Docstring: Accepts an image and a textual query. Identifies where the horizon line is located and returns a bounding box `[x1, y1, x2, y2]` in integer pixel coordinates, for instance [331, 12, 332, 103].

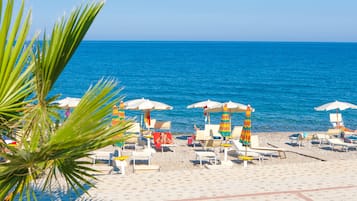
[80, 39, 357, 43]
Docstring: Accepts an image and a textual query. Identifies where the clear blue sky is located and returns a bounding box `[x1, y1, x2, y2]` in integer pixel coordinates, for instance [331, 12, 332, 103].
[25, 0, 357, 42]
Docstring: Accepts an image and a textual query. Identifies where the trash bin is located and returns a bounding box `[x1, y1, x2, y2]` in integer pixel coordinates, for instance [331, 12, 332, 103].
[187, 136, 193, 146]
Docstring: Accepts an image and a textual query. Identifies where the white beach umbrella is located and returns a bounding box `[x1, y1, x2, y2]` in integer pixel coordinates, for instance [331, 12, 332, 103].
[124, 98, 173, 129]
[187, 99, 221, 109]
[55, 97, 81, 108]
[205, 101, 254, 113]
[124, 98, 173, 110]
[314, 100, 357, 111]
[314, 100, 357, 128]
[187, 99, 222, 124]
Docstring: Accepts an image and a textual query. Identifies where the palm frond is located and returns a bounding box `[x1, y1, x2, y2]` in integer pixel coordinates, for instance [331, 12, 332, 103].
[23, 1, 105, 151]
[0, 1, 134, 200]
[35, 1, 104, 99]
[0, 0, 36, 126]
[0, 79, 130, 200]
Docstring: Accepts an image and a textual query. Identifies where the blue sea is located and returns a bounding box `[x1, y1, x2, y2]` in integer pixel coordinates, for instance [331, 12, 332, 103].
[52, 41, 357, 133]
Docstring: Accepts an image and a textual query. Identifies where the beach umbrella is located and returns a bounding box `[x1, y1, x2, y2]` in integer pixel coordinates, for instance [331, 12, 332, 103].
[219, 104, 231, 138]
[55, 97, 81, 108]
[125, 98, 173, 110]
[118, 101, 125, 121]
[314, 100, 357, 128]
[55, 97, 81, 119]
[124, 98, 173, 129]
[112, 105, 120, 126]
[240, 105, 252, 157]
[187, 99, 221, 124]
[205, 101, 254, 113]
[112, 105, 125, 153]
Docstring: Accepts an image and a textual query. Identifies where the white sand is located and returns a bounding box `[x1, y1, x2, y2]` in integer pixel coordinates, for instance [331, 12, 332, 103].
[76, 131, 357, 201]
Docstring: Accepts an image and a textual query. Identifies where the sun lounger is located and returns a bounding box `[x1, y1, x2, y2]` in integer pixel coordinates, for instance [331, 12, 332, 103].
[312, 133, 331, 146]
[193, 129, 211, 147]
[326, 128, 342, 136]
[152, 121, 177, 152]
[231, 140, 265, 163]
[204, 124, 222, 139]
[195, 151, 218, 166]
[153, 132, 177, 152]
[200, 139, 222, 151]
[195, 130, 211, 140]
[131, 150, 159, 173]
[330, 113, 344, 128]
[251, 135, 287, 159]
[154, 121, 171, 131]
[89, 151, 113, 164]
[230, 126, 242, 140]
[327, 138, 357, 152]
[145, 119, 156, 130]
[288, 133, 304, 147]
[122, 122, 141, 150]
[132, 150, 152, 166]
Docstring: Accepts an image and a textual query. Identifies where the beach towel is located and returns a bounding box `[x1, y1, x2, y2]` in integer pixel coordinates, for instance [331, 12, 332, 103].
[153, 132, 173, 150]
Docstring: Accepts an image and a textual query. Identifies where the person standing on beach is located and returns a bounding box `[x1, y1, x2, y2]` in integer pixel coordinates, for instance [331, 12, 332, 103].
[65, 106, 71, 120]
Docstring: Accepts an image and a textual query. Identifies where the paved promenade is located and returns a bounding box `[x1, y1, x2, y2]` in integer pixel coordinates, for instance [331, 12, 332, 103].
[78, 159, 357, 201]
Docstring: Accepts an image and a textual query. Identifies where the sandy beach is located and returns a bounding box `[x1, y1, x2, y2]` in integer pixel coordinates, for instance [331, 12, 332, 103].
[74, 131, 357, 201]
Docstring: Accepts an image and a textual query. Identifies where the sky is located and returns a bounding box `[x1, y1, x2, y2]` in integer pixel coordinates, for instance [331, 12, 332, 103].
[23, 0, 357, 42]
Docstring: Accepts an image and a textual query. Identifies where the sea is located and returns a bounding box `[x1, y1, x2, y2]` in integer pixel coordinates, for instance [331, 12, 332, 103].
[52, 41, 357, 134]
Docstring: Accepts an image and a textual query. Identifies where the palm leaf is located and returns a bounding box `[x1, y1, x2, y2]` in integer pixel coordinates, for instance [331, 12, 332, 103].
[0, 1, 133, 200]
[35, 1, 104, 98]
[0, 0, 36, 126]
[21, 0, 105, 152]
[0, 79, 130, 200]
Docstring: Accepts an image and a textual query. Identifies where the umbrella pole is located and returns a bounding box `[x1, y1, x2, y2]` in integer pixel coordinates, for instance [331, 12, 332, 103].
[336, 109, 340, 128]
[244, 146, 248, 168]
[140, 113, 143, 131]
[208, 112, 210, 125]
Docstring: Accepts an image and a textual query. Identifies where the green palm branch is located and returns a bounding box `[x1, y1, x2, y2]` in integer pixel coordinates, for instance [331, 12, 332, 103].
[24, 0, 105, 151]
[0, 0, 131, 200]
[0, 0, 36, 128]
[0, 80, 130, 200]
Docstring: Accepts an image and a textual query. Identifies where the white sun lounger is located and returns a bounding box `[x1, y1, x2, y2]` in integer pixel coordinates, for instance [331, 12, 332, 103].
[327, 138, 357, 152]
[251, 135, 287, 159]
[231, 140, 265, 163]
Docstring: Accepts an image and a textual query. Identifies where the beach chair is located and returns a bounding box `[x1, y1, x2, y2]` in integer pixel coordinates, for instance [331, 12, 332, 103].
[327, 138, 357, 152]
[312, 133, 331, 146]
[153, 132, 176, 152]
[195, 151, 218, 166]
[131, 150, 160, 173]
[204, 124, 222, 139]
[195, 129, 211, 140]
[200, 139, 222, 151]
[154, 121, 171, 131]
[289, 132, 312, 148]
[231, 140, 263, 164]
[193, 129, 212, 147]
[230, 126, 243, 140]
[123, 122, 141, 150]
[330, 113, 344, 128]
[89, 151, 114, 165]
[145, 119, 157, 130]
[250, 135, 286, 159]
[326, 128, 342, 137]
[152, 121, 177, 152]
[289, 133, 302, 146]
